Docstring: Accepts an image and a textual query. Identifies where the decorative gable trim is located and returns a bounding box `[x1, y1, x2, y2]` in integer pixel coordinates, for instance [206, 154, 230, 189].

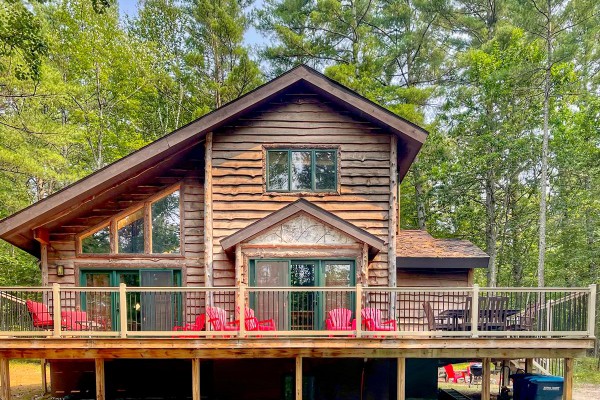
[220, 199, 385, 256]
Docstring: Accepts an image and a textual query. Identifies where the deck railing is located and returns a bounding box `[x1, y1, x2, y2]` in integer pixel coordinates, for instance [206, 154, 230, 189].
[0, 284, 596, 339]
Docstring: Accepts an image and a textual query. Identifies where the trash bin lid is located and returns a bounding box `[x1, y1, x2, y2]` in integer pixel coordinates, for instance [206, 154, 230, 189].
[526, 376, 564, 383]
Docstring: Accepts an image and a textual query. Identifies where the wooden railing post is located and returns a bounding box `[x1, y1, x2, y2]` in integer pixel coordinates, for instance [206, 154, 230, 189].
[239, 285, 246, 338]
[471, 284, 479, 338]
[119, 283, 127, 338]
[588, 284, 597, 338]
[52, 283, 61, 338]
[355, 284, 362, 338]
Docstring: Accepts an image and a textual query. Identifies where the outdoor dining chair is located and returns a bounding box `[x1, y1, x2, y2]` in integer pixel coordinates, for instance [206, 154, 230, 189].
[422, 301, 453, 331]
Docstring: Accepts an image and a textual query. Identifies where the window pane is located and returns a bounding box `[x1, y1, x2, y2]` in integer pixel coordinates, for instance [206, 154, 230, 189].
[117, 209, 144, 253]
[315, 151, 336, 190]
[267, 151, 289, 190]
[291, 151, 312, 190]
[151, 191, 181, 254]
[81, 227, 110, 253]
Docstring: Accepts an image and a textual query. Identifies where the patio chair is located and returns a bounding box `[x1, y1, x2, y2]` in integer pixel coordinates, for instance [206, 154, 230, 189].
[361, 307, 397, 331]
[422, 302, 453, 331]
[507, 303, 538, 331]
[460, 297, 487, 331]
[444, 364, 469, 383]
[243, 307, 276, 331]
[172, 314, 206, 338]
[483, 296, 509, 331]
[26, 300, 54, 329]
[325, 308, 356, 331]
[206, 306, 239, 331]
[61, 310, 90, 331]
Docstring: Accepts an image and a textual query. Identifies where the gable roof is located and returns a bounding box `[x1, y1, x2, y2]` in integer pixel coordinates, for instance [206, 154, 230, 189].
[0, 65, 428, 256]
[396, 230, 489, 269]
[221, 199, 385, 257]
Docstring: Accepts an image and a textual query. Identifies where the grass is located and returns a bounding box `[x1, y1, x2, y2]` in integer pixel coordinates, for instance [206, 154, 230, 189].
[6, 359, 49, 400]
[575, 357, 600, 384]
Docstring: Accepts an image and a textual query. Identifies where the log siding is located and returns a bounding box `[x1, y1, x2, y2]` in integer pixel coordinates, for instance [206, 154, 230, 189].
[211, 93, 392, 286]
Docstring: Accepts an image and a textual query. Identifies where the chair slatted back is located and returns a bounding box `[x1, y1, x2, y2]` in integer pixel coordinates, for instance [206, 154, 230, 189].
[328, 308, 352, 329]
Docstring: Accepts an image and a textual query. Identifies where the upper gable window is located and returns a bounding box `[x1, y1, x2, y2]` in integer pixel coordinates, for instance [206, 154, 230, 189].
[78, 186, 182, 256]
[266, 149, 337, 192]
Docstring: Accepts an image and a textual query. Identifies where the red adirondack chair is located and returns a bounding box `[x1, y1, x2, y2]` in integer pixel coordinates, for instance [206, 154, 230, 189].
[444, 364, 469, 383]
[242, 308, 276, 331]
[172, 314, 206, 338]
[206, 306, 239, 331]
[361, 307, 397, 331]
[325, 308, 356, 331]
[26, 300, 54, 329]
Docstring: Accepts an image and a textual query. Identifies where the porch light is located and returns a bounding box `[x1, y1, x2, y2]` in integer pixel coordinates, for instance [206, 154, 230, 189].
[56, 265, 65, 277]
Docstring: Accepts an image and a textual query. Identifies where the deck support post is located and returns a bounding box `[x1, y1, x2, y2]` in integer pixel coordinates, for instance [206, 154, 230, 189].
[482, 357, 491, 400]
[192, 358, 201, 400]
[95, 359, 105, 400]
[525, 358, 533, 373]
[397, 357, 405, 400]
[0, 358, 10, 400]
[563, 358, 573, 400]
[295, 356, 302, 400]
[500, 360, 509, 389]
[41, 359, 48, 394]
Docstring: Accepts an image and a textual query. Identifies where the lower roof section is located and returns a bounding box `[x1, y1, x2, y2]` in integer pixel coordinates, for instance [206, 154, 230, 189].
[0, 338, 592, 359]
[396, 230, 490, 269]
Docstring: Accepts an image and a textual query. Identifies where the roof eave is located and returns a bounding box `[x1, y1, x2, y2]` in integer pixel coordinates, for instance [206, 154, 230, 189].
[396, 256, 490, 269]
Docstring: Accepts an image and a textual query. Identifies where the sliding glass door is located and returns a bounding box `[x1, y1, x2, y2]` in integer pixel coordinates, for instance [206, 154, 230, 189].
[81, 269, 180, 332]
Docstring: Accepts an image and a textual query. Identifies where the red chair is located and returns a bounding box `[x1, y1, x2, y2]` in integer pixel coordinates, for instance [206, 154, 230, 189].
[206, 306, 239, 331]
[26, 300, 54, 329]
[172, 314, 206, 338]
[444, 364, 469, 383]
[243, 308, 276, 331]
[361, 307, 397, 331]
[61, 310, 89, 331]
[325, 308, 356, 331]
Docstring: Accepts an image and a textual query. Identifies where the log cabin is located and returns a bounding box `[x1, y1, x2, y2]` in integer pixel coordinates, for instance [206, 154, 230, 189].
[0, 65, 595, 400]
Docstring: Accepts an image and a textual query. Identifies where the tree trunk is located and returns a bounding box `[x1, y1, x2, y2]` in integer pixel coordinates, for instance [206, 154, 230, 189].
[413, 160, 426, 230]
[486, 169, 497, 287]
[537, 2, 552, 288]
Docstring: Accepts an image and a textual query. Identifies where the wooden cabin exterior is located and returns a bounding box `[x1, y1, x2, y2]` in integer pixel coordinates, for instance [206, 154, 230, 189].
[0, 66, 595, 400]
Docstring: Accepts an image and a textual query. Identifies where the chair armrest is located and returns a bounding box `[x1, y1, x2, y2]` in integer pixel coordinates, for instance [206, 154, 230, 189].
[325, 318, 334, 330]
[382, 319, 397, 330]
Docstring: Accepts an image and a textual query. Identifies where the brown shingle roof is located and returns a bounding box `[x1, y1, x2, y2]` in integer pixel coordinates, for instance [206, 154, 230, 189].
[396, 230, 489, 269]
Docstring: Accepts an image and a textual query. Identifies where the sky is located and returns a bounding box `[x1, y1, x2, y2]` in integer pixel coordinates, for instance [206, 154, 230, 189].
[117, 0, 266, 47]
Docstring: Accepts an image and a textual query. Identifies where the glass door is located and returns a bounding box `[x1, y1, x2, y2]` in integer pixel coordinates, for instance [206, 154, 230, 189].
[140, 270, 176, 331]
[253, 261, 287, 330]
[83, 272, 113, 330]
[81, 269, 180, 332]
[290, 261, 317, 330]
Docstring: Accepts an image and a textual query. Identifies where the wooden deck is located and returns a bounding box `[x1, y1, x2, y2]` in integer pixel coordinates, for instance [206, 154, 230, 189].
[0, 337, 593, 359]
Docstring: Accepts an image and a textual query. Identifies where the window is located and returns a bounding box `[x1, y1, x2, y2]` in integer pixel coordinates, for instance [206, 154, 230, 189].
[81, 226, 110, 254]
[78, 186, 181, 255]
[266, 149, 337, 192]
